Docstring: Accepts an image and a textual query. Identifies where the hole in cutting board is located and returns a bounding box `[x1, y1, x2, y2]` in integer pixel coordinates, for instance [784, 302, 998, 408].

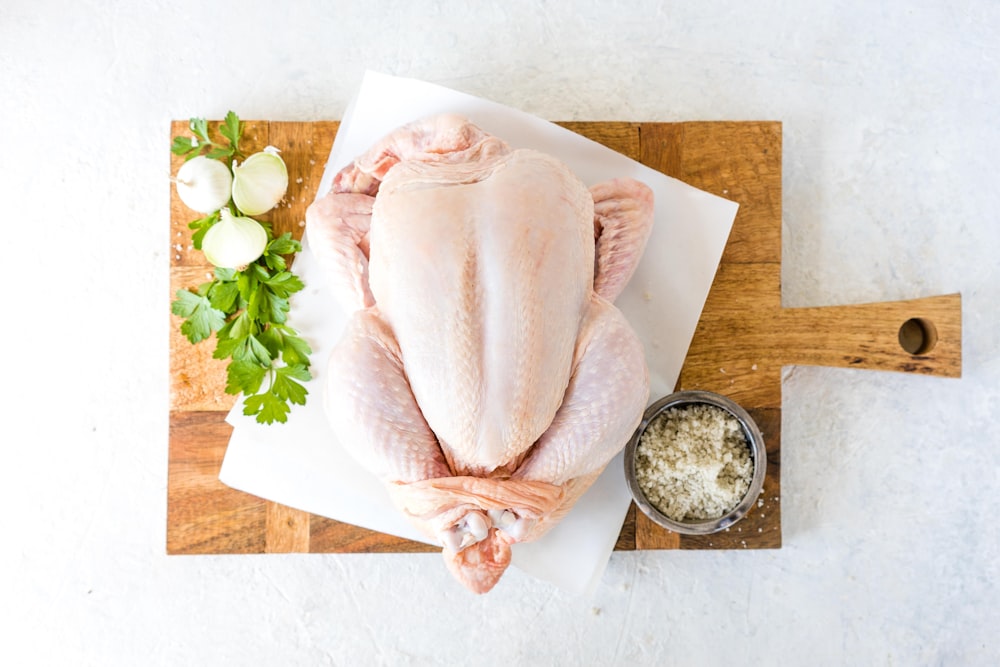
[898, 318, 938, 355]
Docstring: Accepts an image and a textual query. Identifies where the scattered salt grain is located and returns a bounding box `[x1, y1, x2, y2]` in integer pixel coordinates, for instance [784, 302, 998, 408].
[296, 177, 303, 184]
[634, 403, 753, 522]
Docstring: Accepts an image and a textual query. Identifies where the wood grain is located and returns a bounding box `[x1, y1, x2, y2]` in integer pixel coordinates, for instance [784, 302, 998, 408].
[167, 118, 961, 557]
[168, 411, 265, 554]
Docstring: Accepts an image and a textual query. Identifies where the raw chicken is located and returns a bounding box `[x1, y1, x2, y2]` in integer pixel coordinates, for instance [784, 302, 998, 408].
[306, 114, 654, 593]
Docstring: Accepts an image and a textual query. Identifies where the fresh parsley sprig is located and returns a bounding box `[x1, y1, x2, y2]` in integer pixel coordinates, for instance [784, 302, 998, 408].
[171, 111, 244, 163]
[170, 113, 312, 425]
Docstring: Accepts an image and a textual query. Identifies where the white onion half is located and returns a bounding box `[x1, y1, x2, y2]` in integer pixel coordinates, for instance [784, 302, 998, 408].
[201, 209, 268, 269]
[232, 147, 288, 215]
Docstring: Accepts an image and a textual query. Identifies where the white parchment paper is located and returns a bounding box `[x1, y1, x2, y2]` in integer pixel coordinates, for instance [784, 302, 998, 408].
[219, 71, 738, 596]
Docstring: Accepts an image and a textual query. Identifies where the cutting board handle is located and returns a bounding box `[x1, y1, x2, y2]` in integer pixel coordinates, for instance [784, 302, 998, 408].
[778, 293, 961, 377]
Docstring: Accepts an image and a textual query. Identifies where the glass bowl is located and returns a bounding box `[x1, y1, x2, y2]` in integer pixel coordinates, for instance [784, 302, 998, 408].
[624, 390, 767, 535]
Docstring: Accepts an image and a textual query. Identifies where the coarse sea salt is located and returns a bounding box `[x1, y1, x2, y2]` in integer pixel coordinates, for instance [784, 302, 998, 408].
[634, 403, 753, 522]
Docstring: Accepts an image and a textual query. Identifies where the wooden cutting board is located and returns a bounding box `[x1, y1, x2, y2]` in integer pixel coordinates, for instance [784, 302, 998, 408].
[168, 119, 961, 555]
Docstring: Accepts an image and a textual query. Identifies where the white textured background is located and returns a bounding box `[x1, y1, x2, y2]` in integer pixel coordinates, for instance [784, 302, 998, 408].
[2, 1, 998, 664]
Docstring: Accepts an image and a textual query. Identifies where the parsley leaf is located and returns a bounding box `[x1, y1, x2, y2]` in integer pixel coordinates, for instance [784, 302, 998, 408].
[242, 391, 291, 424]
[171, 136, 198, 157]
[267, 232, 301, 256]
[281, 331, 312, 366]
[244, 334, 273, 366]
[238, 364, 311, 424]
[190, 118, 211, 144]
[205, 146, 233, 160]
[171, 289, 225, 344]
[208, 279, 240, 314]
[226, 358, 267, 396]
[219, 310, 253, 340]
[264, 271, 305, 297]
[220, 110, 242, 150]
[273, 365, 310, 405]
[188, 211, 220, 250]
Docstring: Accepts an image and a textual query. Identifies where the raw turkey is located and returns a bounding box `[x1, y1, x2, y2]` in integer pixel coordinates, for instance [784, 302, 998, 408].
[306, 114, 654, 593]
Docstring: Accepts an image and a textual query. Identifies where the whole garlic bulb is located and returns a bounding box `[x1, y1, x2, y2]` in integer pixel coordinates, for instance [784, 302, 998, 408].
[201, 209, 268, 269]
[232, 147, 288, 216]
[174, 156, 233, 214]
